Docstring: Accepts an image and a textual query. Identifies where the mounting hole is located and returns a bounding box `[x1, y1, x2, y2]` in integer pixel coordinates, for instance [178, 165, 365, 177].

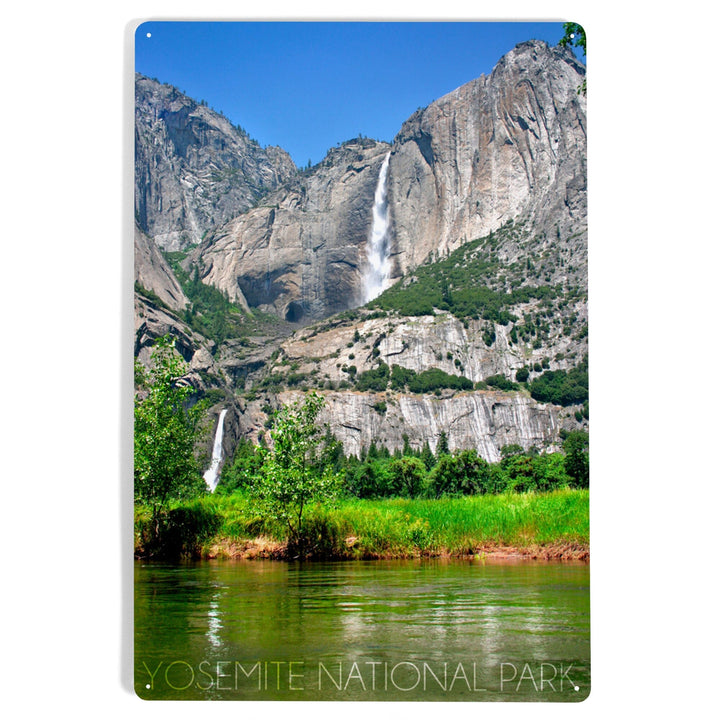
[146, 32, 151, 38]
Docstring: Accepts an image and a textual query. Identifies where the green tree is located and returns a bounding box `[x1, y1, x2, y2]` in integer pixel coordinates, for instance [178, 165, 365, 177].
[254, 392, 341, 554]
[515, 366, 530, 383]
[388, 456, 426, 497]
[559, 22, 587, 95]
[420, 441, 436, 471]
[500, 443, 524, 459]
[215, 437, 262, 494]
[345, 459, 393, 499]
[437, 431, 450, 457]
[563, 430, 589, 488]
[134, 335, 207, 531]
[426, 449, 494, 497]
[559, 22, 586, 55]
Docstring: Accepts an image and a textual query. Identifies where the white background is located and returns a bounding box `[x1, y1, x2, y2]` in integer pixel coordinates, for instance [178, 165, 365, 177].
[2, 1, 717, 718]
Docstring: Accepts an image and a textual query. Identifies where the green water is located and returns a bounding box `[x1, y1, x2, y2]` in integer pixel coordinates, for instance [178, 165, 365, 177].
[134, 558, 589, 702]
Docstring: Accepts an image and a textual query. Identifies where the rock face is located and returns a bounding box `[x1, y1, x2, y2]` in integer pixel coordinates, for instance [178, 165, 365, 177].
[386, 40, 586, 277]
[133, 40, 588, 468]
[135, 74, 297, 251]
[267, 309, 587, 391]
[315, 390, 563, 462]
[134, 294, 214, 376]
[218, 386, 571, 465]
[191, 139, 391, 321]
[192, 40, 586, 319]
[225, 305, 587, 461]
[134, 223, 188, 311]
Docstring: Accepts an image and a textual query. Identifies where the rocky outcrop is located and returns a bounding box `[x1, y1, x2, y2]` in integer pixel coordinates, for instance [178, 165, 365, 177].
[386, 40, 586, 279]
[211, 384, 574, 465]
[267, 308, 587, 390]
[135, 74, 297, 251]
[191, 139, 391, 321]
[266, 390, 566, 462]
[135, 294, 206, 369]
[134, 223, 188, 311]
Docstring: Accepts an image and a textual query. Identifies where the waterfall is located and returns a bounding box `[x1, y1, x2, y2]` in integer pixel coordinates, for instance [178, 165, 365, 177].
[363, 152, 392, 303]
[203, 408, 228, 492]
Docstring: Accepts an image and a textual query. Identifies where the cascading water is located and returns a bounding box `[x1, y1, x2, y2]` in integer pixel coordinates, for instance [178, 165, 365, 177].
[363, 152, 392, 303]
[203, 408, 228, 492]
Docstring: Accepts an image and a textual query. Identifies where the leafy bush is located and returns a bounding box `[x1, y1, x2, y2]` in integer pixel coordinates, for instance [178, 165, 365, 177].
[354, 361, 390, 391]
[390, 364, 416, 390]
[484, 374, 519, 391]
[563, 431, 589, 488]
[344, 459, 395, 498]
[427, 450, 493, 497]
[135, 499, 222, 558]
[389, 365, 472, 394]
[501, 452, 572, 493]
[529, 356, 588, 406]
[388, 456, 426, 497]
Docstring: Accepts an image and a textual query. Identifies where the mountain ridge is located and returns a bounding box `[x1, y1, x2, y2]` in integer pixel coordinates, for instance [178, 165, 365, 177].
[134, 73, 297, 251]
[133, 39, 588, 466]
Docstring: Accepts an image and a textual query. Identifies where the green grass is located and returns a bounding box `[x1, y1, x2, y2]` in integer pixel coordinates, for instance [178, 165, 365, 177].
[136, 489, 589, 559]
[330, 491, 588, 556]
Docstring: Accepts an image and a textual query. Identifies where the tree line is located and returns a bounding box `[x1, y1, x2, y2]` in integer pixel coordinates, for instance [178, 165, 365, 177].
[135, 336, 588, 556]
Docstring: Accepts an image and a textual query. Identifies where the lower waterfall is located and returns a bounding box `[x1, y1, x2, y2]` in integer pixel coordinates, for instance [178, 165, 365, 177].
[203, 408, 228, 492]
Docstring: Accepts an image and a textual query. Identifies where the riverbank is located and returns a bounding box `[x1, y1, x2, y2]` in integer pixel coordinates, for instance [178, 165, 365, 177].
[135, 488, 589, 561]
[202, 537, 589, 561]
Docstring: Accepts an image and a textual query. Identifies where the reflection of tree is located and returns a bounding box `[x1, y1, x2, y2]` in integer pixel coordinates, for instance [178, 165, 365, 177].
[135, 562, 589, 699]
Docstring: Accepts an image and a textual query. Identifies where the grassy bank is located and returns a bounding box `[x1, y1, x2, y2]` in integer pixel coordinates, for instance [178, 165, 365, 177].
[135, 489, 589, 561]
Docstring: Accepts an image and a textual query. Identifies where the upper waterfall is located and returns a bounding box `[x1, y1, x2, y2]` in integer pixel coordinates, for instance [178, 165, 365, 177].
[362, 153, 392, 303]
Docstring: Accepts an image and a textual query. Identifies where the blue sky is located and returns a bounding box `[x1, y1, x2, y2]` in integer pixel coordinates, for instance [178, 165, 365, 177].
[135, 21, 582, 167]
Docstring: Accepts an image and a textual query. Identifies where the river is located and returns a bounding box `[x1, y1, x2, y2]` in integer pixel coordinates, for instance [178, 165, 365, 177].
[135, 558, 589, 701]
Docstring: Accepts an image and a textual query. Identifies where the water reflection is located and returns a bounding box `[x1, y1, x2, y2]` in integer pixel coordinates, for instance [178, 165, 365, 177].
[135, 558, 589, 701]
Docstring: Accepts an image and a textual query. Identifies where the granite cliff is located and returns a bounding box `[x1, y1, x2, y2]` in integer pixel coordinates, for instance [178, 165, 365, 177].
[133, 40, 588, 466]
[135, 74, 297, 251]
[387, 40, 586, 277]
[190, 40, 586, 320]
[189, 139, 391, 321]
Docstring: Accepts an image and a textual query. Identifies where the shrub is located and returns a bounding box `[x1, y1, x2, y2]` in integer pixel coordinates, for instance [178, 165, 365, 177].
[407, 368, 473, 394]
[484, 374, 519, 391]
[135, 499, 222, 558]
[355, 362, 390, 391]
[528, 356, 588, 406]
[426, 450, 492, 497]
[388, 456, 426, 497]
[563, 431, 589, 488]
[344, 459, 394, 498]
